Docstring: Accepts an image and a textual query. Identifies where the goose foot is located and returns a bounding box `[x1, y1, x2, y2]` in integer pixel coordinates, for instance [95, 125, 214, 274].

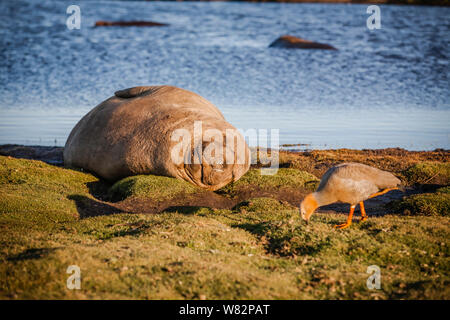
[334, 222, 352, 229]
[334, 205, 355, 230]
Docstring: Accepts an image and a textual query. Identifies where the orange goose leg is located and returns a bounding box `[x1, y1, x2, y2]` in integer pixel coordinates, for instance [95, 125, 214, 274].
[360, 202, 367, 222]
[334, 189, 398, 229]
[368, 188, 398, 199]
[334, 205, 355, 229]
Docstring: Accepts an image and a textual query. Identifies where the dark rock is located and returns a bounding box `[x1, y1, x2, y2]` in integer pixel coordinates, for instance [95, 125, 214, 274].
[269, 35, 337, 50]
[0, 144, 64, 166]
[94, 21, 168, 27]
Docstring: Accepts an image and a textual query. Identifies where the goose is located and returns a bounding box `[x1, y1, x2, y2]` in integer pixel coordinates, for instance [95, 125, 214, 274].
[300, 163, 401, 229]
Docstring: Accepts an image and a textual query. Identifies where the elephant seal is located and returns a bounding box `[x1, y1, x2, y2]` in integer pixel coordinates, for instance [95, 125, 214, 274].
[269, 35, 337, 50]
[64, 86, 250, 191]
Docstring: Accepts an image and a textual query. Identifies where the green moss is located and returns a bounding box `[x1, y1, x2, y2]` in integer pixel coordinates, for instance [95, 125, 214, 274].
[0, 156, 96, 188]
[0, 155, 98, 224]
[228, 210, 334, 257]
[247, 221, 334, 257]
[220, 168, 319, 195]
[233, 197, 298, 221]
[402, 162, 450, 186]
[108, 174, 203, 201]
[436, 186, 450, 194]
[234, 197, 296, 213]
[388, 192, 450, 216]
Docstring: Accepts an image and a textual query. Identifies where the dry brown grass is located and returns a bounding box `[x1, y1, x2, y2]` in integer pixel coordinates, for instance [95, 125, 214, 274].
[276, 148, 449, 184]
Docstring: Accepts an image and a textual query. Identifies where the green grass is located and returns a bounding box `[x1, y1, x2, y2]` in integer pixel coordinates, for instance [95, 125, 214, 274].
[0, 156, 98, 227]
[436, 186, 450, 194]
[219, 168, 319, 196]
[0, 156, 449, 299]
[388, 187, 450, 217]
[402, 162, 450, 186]
[233, 197, 297, 215]
[109, 174, 204, 202]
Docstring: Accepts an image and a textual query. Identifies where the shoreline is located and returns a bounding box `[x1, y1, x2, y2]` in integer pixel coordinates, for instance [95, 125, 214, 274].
[1, 144, 448, 167]
[137, 1, 449, 6]
[1, 143, 448, 218]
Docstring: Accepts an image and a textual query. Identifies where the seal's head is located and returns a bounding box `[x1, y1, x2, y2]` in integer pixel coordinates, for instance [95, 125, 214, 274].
[173, 131, 250, 191]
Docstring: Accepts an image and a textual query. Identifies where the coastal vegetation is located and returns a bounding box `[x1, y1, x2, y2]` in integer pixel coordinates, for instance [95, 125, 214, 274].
[0, 148, 448, 299]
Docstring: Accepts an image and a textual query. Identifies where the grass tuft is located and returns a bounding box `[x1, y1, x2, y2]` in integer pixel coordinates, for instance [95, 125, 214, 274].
[219, 168, 319, 196]
[233, 197, 297, 215]
[402, 162, 450, 186]
[109, 175, 203, 201]
[388, 192, 450, 216]
[436, 186, 450, 194]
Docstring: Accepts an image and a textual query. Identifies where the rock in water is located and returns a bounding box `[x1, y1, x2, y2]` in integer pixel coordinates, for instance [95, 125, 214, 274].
[269, 35, 337, 50]
[64, 86, 250, 190]
[94, 21, 168, 27]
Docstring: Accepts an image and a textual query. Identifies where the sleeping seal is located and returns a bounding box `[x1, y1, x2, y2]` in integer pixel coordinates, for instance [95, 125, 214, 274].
[64, 86, 250, 190]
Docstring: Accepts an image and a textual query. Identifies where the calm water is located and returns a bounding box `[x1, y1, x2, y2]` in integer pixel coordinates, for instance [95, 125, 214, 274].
[0, 0, 449, 150]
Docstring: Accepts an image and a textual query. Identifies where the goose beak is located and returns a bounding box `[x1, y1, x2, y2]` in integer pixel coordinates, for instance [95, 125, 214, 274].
[300, 209, 309, 224]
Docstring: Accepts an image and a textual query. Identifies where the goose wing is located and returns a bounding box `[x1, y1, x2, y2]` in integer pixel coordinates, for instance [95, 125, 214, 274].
[317, 163, 401, 204]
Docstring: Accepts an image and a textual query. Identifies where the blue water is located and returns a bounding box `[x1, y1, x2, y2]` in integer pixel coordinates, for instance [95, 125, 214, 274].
[0, 0, 449, 150]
